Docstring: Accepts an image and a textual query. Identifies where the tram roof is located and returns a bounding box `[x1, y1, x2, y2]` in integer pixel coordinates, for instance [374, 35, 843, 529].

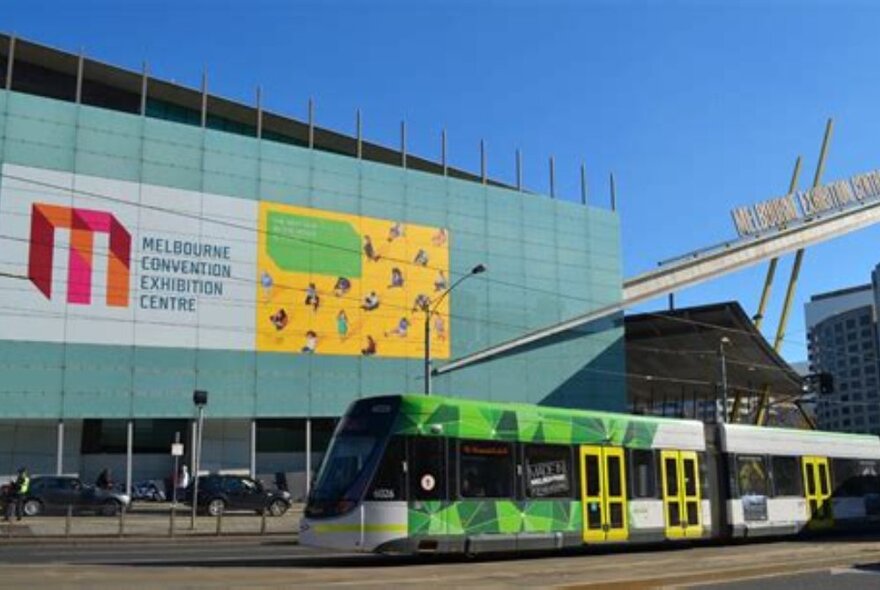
[383, 394, 707, 451]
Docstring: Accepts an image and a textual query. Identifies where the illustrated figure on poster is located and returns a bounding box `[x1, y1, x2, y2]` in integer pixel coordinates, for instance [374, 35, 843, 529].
[363, 235, 381, 262]
[389, 267, 404, 289]
[433, 314, 446, 341]
[412, 294, 431, 313]
[434, 270, 448, 292]
[361, 335, 377, 356]
[413, 249, 429, 266]
[302, 330, 318, 353]
[260, 270, 274, 301]
[305, 283, 320, 311]
[387, 222, 405, 242]
[270, 308, 289, 331]
[385, 317, 410, 338]
[431, 228, 448, 247]
[334, 276, 351, 297]
[336, 310, 349, 340]
[362, 291, 380, 311]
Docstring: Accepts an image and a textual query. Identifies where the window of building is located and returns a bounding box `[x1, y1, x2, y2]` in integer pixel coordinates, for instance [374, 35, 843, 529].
[735, 455, 769, 497]
[255, 418, 337, 453]
[846, 319, 856, 330]
[861, 315, 871, 326]
[81, 419, 189, 454]
[771, 456, 802, 497]
[459, 440, 513, 499]
[523, 444, 572, 499]
[629, 449, 656, 498]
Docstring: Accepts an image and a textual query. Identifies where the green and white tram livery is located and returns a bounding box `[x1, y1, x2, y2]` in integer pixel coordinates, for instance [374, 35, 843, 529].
[300, 394, 711, 554]
[300, 394, 880, 554]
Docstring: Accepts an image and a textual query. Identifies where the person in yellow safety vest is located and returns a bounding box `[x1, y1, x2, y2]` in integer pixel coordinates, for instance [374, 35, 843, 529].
[12, 467, 29, 521]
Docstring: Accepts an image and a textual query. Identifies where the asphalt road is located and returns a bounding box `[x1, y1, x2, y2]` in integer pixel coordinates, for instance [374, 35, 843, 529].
[2, 536, 880, 589]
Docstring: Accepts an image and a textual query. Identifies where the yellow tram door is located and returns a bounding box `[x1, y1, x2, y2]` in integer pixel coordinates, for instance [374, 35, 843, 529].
[802, 456, 833, 530]
[579, 446, 628, 543]
[660, 450, 703, 539]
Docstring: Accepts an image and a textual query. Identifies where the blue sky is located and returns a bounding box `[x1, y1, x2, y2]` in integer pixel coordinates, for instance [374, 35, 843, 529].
[5, 0, 880, 360]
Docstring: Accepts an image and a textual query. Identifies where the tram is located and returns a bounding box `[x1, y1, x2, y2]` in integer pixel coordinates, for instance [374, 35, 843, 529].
[299, 394, 880, 554]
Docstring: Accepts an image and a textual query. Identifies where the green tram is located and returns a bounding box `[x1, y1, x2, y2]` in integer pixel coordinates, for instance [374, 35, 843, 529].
[299, 395, 880, 554]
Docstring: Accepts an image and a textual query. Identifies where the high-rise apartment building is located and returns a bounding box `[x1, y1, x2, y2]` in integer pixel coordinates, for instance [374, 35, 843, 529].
[806, 283, 880, 434]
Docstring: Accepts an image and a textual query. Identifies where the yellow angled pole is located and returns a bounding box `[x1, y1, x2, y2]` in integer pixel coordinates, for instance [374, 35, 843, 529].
[754, 156, 802, 331]
[756, 119, 833, 426]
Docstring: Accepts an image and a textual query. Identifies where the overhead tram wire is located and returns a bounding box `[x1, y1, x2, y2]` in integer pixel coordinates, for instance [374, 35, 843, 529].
[1, 232, 868, 371]
[0, 172, 609, 307]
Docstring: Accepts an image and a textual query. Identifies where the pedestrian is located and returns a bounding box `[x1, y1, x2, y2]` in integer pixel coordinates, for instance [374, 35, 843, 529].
[8, 467, 29, 521]
[178, 464, 191, 492]
[96, 467, 113, 490]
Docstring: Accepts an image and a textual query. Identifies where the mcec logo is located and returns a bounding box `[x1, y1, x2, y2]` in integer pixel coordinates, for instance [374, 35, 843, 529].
[27, 203, 132, 307]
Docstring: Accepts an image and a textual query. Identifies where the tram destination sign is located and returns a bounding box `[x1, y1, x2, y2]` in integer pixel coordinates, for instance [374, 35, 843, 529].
[730, 169, 880, 237]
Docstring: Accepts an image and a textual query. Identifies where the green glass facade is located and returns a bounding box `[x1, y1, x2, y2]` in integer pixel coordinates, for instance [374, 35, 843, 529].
[0, 89, 625, 421]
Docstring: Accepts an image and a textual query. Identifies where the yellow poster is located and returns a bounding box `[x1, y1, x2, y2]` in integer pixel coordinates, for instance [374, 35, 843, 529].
[256, 202, 450, 359]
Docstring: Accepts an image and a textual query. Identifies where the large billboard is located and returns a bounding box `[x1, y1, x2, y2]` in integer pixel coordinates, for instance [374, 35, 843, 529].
[0, 164, 450, 359]
[257, 202, 450, 359]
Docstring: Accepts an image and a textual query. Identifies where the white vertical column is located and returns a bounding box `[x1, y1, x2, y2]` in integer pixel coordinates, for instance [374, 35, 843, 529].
[305, 418, 312, 497]
[56, 420, 64, 475]
[250, 419, 257, 479]
[125, 420, 134, 497]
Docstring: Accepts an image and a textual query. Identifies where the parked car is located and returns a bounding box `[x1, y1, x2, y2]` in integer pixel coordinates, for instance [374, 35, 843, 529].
[22, 476, 131, 517]
[185, 475, 291, 517]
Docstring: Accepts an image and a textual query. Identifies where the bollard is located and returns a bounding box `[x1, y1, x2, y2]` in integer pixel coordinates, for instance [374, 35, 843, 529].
[260, 509, 267, 535]
[215, 511, 222, 536]
[169, 504, 176, 537]
[65, 504, 72, 537]
[117, 504, 125, 538]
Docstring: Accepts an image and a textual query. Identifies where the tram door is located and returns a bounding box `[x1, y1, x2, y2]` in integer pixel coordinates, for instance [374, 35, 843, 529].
[579, 446, 628, 542]
[802, 456, 833, 530]
[660, 450, 703, 539]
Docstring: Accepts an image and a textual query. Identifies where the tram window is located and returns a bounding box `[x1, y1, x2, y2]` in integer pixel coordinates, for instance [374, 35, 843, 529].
[697, 452, 710, 498]
[818, 463, 830, 496]
[459, 440, 514, 499]
[735, 455, 769, 497]
[770, 456, 802, 497]
[585, 454, 600, 497]
[629, 449, 656, 498]
[682, 457, 697, 496]
[408, 437, 446, 501]
[664, 456, 678, 496]
[607, 455, 622, 497]
[368, 436, 406, 502]
[524, 444, 572, 499]
[833, 459, 880, 497]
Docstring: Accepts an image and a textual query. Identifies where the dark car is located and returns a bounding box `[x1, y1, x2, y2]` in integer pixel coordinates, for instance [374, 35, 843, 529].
[22, 476, 131, 517]
[186, 475, 290, 517]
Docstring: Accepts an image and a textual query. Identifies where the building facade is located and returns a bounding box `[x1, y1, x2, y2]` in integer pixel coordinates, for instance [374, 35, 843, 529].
[806, 284, 880, 434]
[0, 35, 625, 489]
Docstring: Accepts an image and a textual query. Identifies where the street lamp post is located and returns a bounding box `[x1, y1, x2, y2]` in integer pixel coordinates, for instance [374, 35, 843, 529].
[719, 337, 731, 423]
[424, 264, 486, 395]
[190, 389, 208, 529]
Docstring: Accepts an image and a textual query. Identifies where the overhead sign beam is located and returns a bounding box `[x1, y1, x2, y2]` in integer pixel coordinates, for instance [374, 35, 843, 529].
[435, 179, 880, 376]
